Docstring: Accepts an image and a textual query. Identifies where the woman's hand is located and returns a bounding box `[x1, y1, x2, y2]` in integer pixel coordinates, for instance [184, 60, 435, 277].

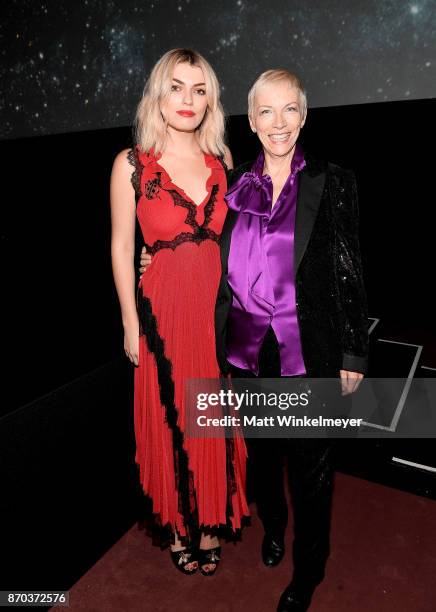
[124, 322, 140, 366]
[339, 370, 363, 395]
[139, 246, 152, 276]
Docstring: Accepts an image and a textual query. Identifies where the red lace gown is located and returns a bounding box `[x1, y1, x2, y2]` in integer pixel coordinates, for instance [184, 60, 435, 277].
[127, 147, 249, 542]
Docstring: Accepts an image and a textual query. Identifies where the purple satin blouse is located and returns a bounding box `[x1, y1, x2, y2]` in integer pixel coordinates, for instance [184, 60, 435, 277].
[225, 143, 307, 376]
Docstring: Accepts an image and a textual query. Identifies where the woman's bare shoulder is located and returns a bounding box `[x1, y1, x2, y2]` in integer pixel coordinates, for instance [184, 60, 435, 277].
[112, 148, 140, 182]
[113, 147, 136, 168]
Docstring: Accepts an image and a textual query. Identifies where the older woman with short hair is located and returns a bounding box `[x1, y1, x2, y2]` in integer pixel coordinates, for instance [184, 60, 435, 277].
[215, 69, 368, 611]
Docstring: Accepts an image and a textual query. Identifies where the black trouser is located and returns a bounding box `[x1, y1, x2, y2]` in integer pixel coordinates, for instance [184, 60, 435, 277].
[230, 326, 335, 587]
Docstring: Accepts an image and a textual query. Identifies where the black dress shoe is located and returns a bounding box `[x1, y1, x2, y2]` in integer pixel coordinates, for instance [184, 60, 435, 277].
[261, 534, 285, 567]
[276, 582, 314, 612]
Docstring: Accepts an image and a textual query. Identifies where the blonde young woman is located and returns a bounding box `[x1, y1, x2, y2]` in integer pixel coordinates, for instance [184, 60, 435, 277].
[110, 48, 249, 575]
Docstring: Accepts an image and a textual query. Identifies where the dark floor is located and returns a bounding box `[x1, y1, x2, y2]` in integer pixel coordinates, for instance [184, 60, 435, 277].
[55, 472, 436, 612]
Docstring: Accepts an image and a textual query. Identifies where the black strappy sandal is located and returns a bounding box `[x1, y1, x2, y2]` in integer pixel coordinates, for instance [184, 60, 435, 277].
[170, 546, 198, 575]
[198, 546, 221, 576]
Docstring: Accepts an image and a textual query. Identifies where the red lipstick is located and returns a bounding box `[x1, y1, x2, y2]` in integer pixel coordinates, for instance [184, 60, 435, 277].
[177, 110, 195, 117]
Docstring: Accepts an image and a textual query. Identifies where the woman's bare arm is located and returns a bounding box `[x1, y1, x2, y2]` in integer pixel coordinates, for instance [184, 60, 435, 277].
[110, 148, 139, 365]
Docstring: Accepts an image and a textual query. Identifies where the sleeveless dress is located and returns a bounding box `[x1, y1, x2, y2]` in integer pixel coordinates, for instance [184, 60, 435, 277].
[127, 147, 249, 543]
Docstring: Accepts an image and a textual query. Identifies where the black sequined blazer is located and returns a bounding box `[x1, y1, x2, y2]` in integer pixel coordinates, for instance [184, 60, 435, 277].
[215, 151, 369, 378]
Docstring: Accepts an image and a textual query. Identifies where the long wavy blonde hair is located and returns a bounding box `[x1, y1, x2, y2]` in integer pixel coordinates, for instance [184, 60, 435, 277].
[134, 48, 226, 157]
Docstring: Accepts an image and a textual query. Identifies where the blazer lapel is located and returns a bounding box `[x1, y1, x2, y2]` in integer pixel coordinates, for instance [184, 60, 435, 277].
[294, 163, 326, 273]
[220, 209, 238, 274]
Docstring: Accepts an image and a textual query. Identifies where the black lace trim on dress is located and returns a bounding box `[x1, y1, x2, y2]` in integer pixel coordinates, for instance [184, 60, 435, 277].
[144, 229, 220, 256]
[127, 148, 144, 205]
[166, 187, 198, 228]
[136, 289, 250, 548]
[136, 290, 198, 546]
[217, 154, 228, 172]
[144, 184, 221, 255]
[203, 184, 219, 228]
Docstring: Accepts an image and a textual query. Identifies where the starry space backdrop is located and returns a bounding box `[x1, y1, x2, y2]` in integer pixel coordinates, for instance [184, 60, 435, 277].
[1, 0, 435, 140]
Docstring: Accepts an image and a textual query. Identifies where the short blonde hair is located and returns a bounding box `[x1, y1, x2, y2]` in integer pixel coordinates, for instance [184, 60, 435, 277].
[248, 69, 307, 118]
[134, 48, 226, 157]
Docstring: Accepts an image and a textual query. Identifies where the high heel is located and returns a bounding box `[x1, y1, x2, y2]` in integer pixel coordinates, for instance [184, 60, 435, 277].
[170, 546, 198, 575]
[198, 545, 221, 576]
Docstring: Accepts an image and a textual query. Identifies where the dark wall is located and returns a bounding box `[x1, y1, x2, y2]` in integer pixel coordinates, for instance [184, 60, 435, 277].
[1, 126, 132, 414]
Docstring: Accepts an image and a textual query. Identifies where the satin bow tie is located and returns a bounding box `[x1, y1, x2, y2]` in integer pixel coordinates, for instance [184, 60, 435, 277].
[226, 171, 275, 316]
[225, 171, 272, 217]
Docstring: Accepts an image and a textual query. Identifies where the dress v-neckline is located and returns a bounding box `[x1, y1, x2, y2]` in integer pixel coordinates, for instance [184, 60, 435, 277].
[154, 152, 213, 208]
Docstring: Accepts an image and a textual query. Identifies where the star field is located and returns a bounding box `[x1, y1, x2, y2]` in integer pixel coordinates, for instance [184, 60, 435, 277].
[1, 0, 435, 139]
